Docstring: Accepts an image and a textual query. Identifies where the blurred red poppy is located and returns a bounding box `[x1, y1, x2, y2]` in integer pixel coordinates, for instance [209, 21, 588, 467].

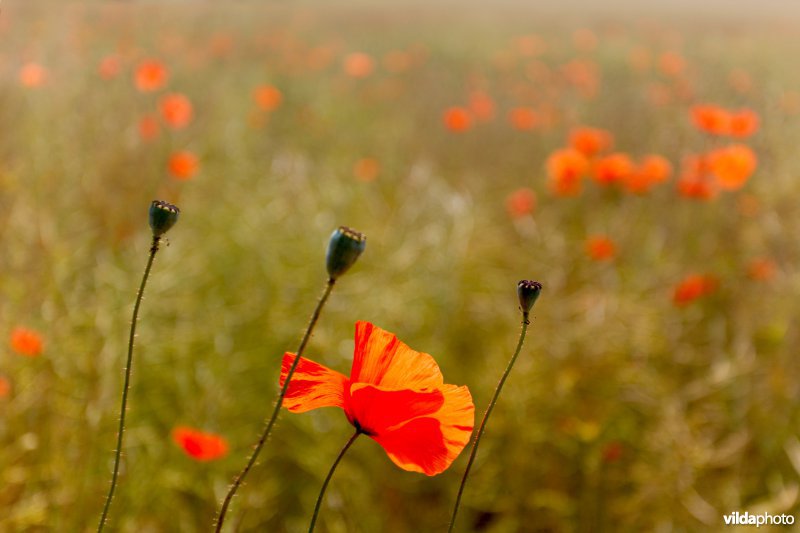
[673, 274, 718, 306]
[253, 85, 283, 112]
[585, 235, 616, 261]
[506, 188, 536, 218]
[172, 427, 229, 461]
[280, 321, 474, 476]
[569, 126, 613, 158]
[19, 63, 47, 88]
[159, 93, 193, 129]
[708, 144, 757, 191]
[10, 327, 43, 357]
[546, 148, 588, 196]
[443, 107, 472, 132]
[343, 52, 375, 78]
[168, 151, 199, 180]
[135, 59, 168, 92]
[591, 153, 635, 186]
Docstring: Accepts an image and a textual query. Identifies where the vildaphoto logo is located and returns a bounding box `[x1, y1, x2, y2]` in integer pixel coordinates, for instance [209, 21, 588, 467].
[723, 511, 795, 527]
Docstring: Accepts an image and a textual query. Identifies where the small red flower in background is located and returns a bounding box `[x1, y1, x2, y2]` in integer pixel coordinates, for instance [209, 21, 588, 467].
[747, 258, 777, 281]
[353, 157, 380, 182]
[0, 376, 10, 398]
[508, 107, 537, 131]
[546, 148, 588, 196]
[19, 63, 48, 88]
[252, 84, 283, 112]
[585, 235, 616, 261]
[676, 154, 718, 201]
[172, 426, 229, 461]
[135, 59, 168, 92]
[728, 109, 759, 138]
[591, 153, 635, 186]
[10, 327, 44, 357]
[707, 144, 757, 191]
[569, 126, 613, 158]
[168, 151, 199, 180]
[505, 188, 536, 218]
[443, 107, 472, 132]
[690, 104, 730, 135]
[658, 51, 685, 77]
[601, 441, 624, 463]
[159, 93, 194, 129]
[280, 321, 474, 476]
[468, 90, 495, 122]
[98, 55, 122, 80]
[138, 114, 161, 142]
[624, 154, 672, 194]
[343, 52, 375, 78]
[673, 274, 718, 307]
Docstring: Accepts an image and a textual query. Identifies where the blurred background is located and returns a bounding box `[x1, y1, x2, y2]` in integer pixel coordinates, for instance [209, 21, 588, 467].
[2, 1, 800, 531]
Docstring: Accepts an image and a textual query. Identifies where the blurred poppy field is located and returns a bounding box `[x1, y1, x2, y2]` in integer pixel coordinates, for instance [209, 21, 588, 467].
[2, 1, 800, 531]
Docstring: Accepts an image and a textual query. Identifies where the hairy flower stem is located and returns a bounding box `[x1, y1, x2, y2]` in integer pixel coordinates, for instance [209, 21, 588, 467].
[98, 236, 161, 532]
[447, 313, 531, 533]
[309, 430, 360, 533]
[215, 279, 337, 532]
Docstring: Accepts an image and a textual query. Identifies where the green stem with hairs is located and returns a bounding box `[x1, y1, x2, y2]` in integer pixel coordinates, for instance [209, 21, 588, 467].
[98, 235, 161, 532]
[215, 278, 336, 532]
[309, 430, 361, 533]
[447, 313, 531, 532]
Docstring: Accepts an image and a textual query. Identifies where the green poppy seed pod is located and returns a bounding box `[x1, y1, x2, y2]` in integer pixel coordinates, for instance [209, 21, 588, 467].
[517, 280, 542, 315]
[149, 200, 180, 237]
[326, 226, 366, 280]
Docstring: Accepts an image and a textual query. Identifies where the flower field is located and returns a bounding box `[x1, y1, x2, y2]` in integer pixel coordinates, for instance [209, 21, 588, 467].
[2, 1, 800, 531]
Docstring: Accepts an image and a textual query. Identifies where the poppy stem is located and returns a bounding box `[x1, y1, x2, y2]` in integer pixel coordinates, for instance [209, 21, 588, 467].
[98, 236, 161, 532]
[447, 312, 531, 533]
[308, 430, 360, 533]
[215, 278, 337, 532]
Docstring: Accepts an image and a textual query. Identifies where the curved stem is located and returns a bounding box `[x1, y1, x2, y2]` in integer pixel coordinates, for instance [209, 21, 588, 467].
[98, 236, 161, 532]
[447, 313, 531, 533]
[308, 431, 360, 533]
[215, 279, 337, 532]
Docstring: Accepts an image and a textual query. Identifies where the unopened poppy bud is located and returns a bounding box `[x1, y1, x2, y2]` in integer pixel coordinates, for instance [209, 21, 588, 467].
[517, 280, 542, 315]
[149, 200, 180, 237]
[326, 226, 366, 280]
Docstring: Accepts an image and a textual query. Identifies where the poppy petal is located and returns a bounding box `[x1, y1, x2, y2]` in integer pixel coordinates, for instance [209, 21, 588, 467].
[280, 354, 349, 413]
[348, 383, 444, 435]
[371, 384, 474, 476]
[350, 321, 443, 389]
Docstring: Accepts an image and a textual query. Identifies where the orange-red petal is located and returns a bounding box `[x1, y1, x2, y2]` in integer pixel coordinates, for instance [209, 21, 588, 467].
[280, 354, 349, 413]
[371, 384, 474, 476]
[348, 383, 444, 435]
[350, 321, 443, 390]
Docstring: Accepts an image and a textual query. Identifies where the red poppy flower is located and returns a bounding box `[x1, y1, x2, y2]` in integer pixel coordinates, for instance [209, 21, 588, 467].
[569, 126, 613, 157]
[343, 52, 375, 78]
[673, 274, 718, 307]
[252, 84, 283, 112]
[134, 59, 168, 92]
[0, 376, 10, 398]
[443, 107, 472, 132]
[10, 327, 44, 357]
[508, 107, 537, 131]
[505, 188, 536, 218]
[546, 148, 588, 196]
[585, 235, 616, 261]
[19, 63, 47, 88]
[707, 144, 757, 191]
[168, 151, 199, 180]
[280, 321, 474, 476]
[172, 426, 229, 461]
[159, 93, 193, 129]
